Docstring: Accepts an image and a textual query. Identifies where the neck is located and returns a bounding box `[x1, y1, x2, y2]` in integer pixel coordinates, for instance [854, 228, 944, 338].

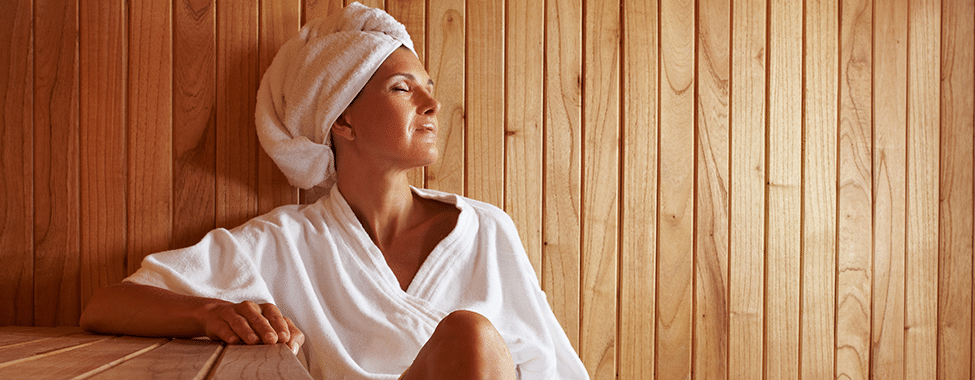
[335, 167, 417, 249]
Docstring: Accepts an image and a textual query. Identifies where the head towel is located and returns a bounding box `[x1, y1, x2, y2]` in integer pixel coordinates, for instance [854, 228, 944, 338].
[255, 2, 415, 190]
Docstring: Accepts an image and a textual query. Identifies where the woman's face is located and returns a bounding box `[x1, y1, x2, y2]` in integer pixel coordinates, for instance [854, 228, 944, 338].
[336, 47, 441, 172]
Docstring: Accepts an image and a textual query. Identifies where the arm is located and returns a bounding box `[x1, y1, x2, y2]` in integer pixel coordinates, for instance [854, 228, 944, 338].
[80, 282, 304, 353]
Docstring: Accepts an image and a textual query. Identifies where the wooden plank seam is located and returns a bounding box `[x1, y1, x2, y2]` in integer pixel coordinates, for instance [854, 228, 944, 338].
[0, 336, 115, 370]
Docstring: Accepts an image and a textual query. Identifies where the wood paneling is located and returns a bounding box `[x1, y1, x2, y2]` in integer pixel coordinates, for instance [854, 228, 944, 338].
[2, 1, 974, 379]
[803, 0, 838, 377]
[906, 0, 941, 378]
[872, 0, 908, 378]
[620, 0, 657, 377]
[0, 0, 34, 327]
[939, 0, 974, 379]
[657, 0, 694, 377]
[729, 0, 766, 377]
[766, 0, 803, 378]
[504, 0, 544, 279]
[34, 0, 80, 327]
[128, 0, 173, 272]
[543, 0, 582, 355]
[695, 0, 730, 377]
[466, 0, 504, 208]
[79, 0, 127, 306]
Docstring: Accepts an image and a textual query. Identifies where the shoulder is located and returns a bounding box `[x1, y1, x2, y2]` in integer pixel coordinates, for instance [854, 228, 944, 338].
[412, 187, 515, 230]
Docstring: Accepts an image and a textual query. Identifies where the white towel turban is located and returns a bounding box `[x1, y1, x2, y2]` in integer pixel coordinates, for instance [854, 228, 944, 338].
[255, 2, 416, 190]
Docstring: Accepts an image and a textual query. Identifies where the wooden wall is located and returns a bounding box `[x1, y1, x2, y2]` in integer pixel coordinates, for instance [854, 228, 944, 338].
[1, 0, 972, 379]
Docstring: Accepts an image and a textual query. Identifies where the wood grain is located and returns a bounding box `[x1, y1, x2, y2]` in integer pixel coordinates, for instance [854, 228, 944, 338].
[905, 0, 941, 378]
[33, 0, 80, 327]
[836, 0, 873, 378]
[938, 0, 974, 378]
[581, 0, 619, 378]
[426, 0, 466, 195]
[216, 0, 259, 230]
[871, 0, 908, 378]
[657, 0, 694, 377]
[89, 339, 222, 379]
[543, 0, 583, 353]
[803, 0, 839, 377]
[128, 0, 174, 271]
[0, 332, 107, 366]
[729, 0, 767, 377]
[79, 0, 128, 305]
[466, 0, 505, 207]
[0, 336, 165, 379]
[0, 0, 34, 327]
[210, 344, 313, 380]
[258, 0, 300, 213]
[695, 0, 730, 377]
[504, 0, 545, 280]
[173, 0, 216, 249]
[766, 0, 803, 378]
[304, 0, 344, 23]
[620, 0, 658, 378]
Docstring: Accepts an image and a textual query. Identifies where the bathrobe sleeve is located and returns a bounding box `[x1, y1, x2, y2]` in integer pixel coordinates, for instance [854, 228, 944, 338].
[123, 209, 300, 306]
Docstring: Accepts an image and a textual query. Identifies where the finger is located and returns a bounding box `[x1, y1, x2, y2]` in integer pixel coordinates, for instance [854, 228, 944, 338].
[226, 311, 262, 345]
[260, 304, 290, 343]
[285, 317, 305, 355]
[237, 301, 277, 344]
[207, 319, 242, 345]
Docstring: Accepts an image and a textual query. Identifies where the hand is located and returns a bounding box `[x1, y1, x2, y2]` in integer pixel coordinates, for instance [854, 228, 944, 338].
[200, 301, 305, 354]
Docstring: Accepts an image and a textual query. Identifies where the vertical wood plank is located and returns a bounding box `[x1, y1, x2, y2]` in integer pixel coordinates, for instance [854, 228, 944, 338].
[128, 0, 173, 272]
[33, 0, 80, 326]
[695, 0, 730, 377]
[620, 0, 658, 375]
[581, 0, 619, 378]
[79, 0, 127, 306]
[657, 0, 694, 377]
[836, 0, 873, 378]
[871, 0, 908, 378]
[905, 0, 940, 378]
[216, 0, 259, 229]
[766, 0, 803, 377]
[258, 0, 300, 213]
[304, 0, 343, 23]
[387, 0, 427, 188]
[505, 0, 544, 279]
[803, 0, 839, 377]
[348, 0, 384, 10]
[729, 0, 766, 376]
[938, 0, 974, 378]
[426, 0, 465, 195]
[543, 0, 582, 353]
[0, 0, 34, 327]
[173, 0, 216, 249]
[466, 0, 505, 207]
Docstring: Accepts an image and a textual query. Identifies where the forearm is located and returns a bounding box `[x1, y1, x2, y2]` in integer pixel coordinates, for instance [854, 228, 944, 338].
[80, 282, 223, 338]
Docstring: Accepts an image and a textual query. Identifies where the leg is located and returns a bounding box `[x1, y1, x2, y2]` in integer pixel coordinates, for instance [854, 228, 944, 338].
[400, 310, 516, 380]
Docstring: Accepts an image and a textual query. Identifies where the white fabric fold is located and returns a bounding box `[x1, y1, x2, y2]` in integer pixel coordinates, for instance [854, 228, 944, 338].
[256, 2, 416, 190]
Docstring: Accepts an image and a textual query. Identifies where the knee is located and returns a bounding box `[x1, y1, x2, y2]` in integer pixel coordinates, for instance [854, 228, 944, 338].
[435, 310, 502, 347]
[410, 310, 515, 380]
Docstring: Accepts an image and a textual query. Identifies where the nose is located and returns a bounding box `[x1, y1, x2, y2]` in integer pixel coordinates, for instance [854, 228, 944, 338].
[419, 90, 440, 115]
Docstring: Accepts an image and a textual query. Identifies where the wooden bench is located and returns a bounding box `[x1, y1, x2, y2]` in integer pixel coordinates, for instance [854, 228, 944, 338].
[0, 326, 312, 379]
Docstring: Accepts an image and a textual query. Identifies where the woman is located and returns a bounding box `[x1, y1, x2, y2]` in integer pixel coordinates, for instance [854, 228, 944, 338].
[80, 3, 587, 379]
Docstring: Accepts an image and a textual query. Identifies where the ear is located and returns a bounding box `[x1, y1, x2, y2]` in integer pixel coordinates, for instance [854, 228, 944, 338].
[331, 114, 355, 141]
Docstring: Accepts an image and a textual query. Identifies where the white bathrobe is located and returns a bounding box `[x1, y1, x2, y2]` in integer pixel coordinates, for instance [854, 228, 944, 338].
[125, 186, 589, 380]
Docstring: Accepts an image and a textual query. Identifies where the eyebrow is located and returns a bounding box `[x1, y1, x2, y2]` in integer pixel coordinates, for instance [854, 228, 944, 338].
[390, 73, 435, 87]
